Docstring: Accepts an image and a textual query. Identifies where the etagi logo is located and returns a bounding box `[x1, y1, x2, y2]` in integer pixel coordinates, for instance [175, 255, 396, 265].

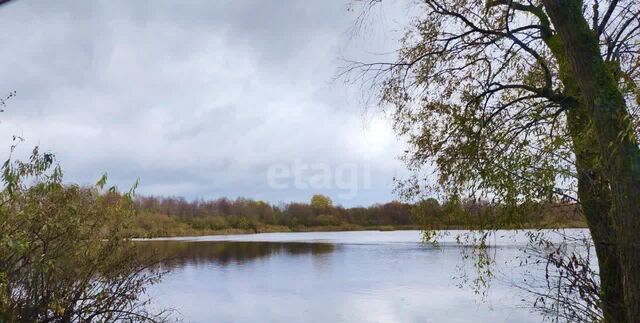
[266, 160, 371, 200]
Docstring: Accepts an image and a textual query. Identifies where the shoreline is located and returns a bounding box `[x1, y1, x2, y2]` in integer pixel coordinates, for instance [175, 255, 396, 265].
[131, 222, 589, 239]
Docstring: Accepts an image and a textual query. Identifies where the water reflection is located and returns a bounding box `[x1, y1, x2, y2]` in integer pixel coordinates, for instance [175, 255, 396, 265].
[139, 232, 550, 322]
[135, 240, 336, 268]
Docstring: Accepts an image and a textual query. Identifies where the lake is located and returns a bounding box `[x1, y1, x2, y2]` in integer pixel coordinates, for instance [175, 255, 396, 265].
[137, 230, 590, 323]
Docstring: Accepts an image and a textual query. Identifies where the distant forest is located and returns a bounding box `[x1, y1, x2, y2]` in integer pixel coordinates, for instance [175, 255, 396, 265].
[130, 194, 586, 237]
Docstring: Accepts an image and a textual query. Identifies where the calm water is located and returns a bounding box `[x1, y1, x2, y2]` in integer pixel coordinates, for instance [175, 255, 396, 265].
[136, 230, 590, 323]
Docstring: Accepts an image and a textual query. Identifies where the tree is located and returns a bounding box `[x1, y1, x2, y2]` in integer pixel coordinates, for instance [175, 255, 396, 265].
[310, 194, 333, 215]
[346, 0, 640, 321]
[0, 146, 168, 322]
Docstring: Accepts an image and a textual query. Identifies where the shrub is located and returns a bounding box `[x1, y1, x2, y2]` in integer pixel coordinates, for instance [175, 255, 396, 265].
[0, 147, 168, 322]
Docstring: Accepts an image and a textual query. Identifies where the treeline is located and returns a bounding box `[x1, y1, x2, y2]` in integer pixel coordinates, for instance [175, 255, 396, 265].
[130, 194, 586, 238]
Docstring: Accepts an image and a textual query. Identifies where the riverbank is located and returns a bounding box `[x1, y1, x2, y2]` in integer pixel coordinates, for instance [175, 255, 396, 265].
[129, 222, 425, 238]
[129, 217, 587, 239]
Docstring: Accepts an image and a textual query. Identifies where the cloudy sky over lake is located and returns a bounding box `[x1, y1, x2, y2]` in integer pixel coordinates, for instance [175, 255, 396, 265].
[0, 0, 412, 206]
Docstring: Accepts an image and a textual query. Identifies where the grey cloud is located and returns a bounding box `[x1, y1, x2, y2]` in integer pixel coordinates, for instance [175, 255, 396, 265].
[0, 0, 410, 206]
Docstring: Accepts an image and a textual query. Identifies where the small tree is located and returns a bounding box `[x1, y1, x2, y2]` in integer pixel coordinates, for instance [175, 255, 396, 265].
[310, 194, 333, 216]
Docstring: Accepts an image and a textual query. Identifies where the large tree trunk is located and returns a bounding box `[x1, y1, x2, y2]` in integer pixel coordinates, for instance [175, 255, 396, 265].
[545, 28, 628, 322]
[567, 106, 627, 322]
[542, 1, 640, 321]
[579, 184, 628, 323]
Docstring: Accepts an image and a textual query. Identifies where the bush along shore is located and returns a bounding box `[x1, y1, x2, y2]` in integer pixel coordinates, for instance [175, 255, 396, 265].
[128, 194, 587, 238]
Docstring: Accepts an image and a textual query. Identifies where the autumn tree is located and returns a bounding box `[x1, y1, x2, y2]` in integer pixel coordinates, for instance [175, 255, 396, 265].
[346, 0, 640, 321]
[310, 194, 333, 215]
[0, 146, 168, 322]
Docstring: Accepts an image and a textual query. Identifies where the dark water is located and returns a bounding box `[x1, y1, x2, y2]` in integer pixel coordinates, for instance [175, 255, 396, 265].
[136, 230, 576, 323]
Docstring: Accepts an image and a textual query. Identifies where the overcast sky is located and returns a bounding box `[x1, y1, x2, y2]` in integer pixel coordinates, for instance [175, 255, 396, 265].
[0, 0, 412, 206]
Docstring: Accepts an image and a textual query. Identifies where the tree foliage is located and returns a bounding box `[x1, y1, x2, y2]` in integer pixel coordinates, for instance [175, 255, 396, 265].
[131, 194, 582, 237]
[348, 0, 639, 206]
[345, 0, 640, 321]
[310, 194, 333, 215]
[0, 145, 167, 322]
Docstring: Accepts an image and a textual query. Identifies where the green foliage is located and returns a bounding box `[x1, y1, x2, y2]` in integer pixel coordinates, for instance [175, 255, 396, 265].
[0, 147, 167, 322]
